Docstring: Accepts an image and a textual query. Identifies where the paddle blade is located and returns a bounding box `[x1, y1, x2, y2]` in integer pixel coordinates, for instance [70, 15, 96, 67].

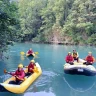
[33, 69, 39, 73]
[35, 52, 39, 55]
[32, 53, 35, 57]
[20, 52, 25, 55]
[4, 69, 7, 74]
[33, 67, 39, 73]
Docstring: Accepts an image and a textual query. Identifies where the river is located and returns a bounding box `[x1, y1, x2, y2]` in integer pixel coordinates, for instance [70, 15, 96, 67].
[0, 43, 96, 96]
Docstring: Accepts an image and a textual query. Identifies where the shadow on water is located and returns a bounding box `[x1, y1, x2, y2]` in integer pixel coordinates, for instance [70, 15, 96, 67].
[26, 56, 34, 61]
[63, 73, 96, 92]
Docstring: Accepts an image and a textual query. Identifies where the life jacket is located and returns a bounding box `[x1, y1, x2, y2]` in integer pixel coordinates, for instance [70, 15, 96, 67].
[28, 50, 33, 54]
[86, 56, 94, 63]
[15, 69, 25, 80]
[73, 52, 77, 58]
[28, 62, 35, 73]
[66, 55, 73, 62]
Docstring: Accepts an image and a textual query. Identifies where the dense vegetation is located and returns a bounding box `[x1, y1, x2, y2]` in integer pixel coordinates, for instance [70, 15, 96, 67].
[0, 0, 19, 59]
[0, 0, 96, 56]
[18, 0, 96, 45]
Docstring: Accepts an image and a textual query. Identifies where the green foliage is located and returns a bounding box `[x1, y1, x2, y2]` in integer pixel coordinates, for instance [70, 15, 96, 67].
[18, 0, 48, 41]
[0, 0, 19, 52]
[88, 34, 96, 45]
[1, 0, 96, 56]
[63, 0, 96, 45]
[17, 0, 96, 45]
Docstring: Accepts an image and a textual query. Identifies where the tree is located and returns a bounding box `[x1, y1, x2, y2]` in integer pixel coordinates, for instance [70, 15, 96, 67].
[18, 0, 96, 45]
[0, 0, 19, 54]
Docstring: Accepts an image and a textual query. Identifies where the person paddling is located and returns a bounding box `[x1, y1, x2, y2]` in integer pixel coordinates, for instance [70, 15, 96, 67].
[83, 52, 95, 65]
[27, 48, 34, 55]
[72, 49, 79, 62]
[26, 60, 36, 76]
[9, 64, 25, 85]
[65, 52, 74, 65]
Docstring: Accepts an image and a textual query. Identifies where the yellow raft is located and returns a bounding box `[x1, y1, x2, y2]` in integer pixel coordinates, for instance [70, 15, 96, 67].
[0, 63, 42, 93]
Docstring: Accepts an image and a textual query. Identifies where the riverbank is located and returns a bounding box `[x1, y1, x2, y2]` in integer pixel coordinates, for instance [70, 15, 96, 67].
[24, 41, 92, 46]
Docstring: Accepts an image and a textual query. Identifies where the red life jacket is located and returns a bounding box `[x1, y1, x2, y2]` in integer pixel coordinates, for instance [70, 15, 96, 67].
[86, 56, 94, 63]
[28, 62, 35, 73]
[28, 50, 33, 54]
[66, 55, 73, 62]
[15, 69, 25, 81]
[15, 70, 24, 76]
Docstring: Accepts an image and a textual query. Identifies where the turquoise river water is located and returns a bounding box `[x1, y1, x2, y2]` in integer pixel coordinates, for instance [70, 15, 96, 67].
[0, 43, 96, 96]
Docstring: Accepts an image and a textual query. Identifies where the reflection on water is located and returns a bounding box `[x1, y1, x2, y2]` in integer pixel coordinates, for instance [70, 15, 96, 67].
[63, 73, 96, 92]
[20, 56, 25, 61]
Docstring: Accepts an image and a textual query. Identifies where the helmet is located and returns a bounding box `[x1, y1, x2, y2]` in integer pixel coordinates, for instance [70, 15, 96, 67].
[88, 52, 92, 54]
[31, 60, 35, 63]
[68, 52, 71, 54]
[30, 48, 32, 50]
[18, 64, 23, 68]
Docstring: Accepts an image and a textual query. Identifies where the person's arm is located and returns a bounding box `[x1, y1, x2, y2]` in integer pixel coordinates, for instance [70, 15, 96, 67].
[92, 57, 95, 63]
[34, 63, 36, 66]
[65, 56, 68, 62]
[26, 51, 28, 54]
[72, 53, 73, 57]
[84, 56, 87, 61]
[31, 50, 34, 53]
[28, 50, 30, 54]
[25, 66, 28, 68]
[10, 71, 16, 76]
[71, 56, 74, 62]
[77, 52, 79, 57]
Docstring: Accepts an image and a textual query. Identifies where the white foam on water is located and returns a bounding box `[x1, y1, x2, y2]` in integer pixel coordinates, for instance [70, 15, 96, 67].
[24, 91, 56, 96]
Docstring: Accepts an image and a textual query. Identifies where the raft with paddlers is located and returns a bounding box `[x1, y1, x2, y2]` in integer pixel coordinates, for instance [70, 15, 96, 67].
[0, 62, 42, 93]
[26, 48, 35, 57]
[20, 49, 39, 57]
[64, 58, 96, 76]
[26, 53, 35, 57]
[26, 52, 39, 57]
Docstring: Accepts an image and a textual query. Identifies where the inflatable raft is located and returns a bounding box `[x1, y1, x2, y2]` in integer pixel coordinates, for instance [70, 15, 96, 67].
[64, 59, 96, 76]
[0, 62, 42, 93]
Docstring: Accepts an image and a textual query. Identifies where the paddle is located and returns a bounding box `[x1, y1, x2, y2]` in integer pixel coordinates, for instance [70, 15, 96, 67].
[4, 69, 10, 74]
[33, 66, 39, 73]
[4, 69, 24, 81]
[20, 52, 25, 55]
[20, 51, 39, 55]
[34, 52, 39, 55]
[20, 51, 39, 58]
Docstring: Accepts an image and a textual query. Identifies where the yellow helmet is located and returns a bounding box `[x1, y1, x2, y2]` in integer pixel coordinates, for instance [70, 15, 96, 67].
[18, 64, 23, 68]
[88, 52, 92, 54]
[31, 60, 35, 63]
[68, 52, 71, 54]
